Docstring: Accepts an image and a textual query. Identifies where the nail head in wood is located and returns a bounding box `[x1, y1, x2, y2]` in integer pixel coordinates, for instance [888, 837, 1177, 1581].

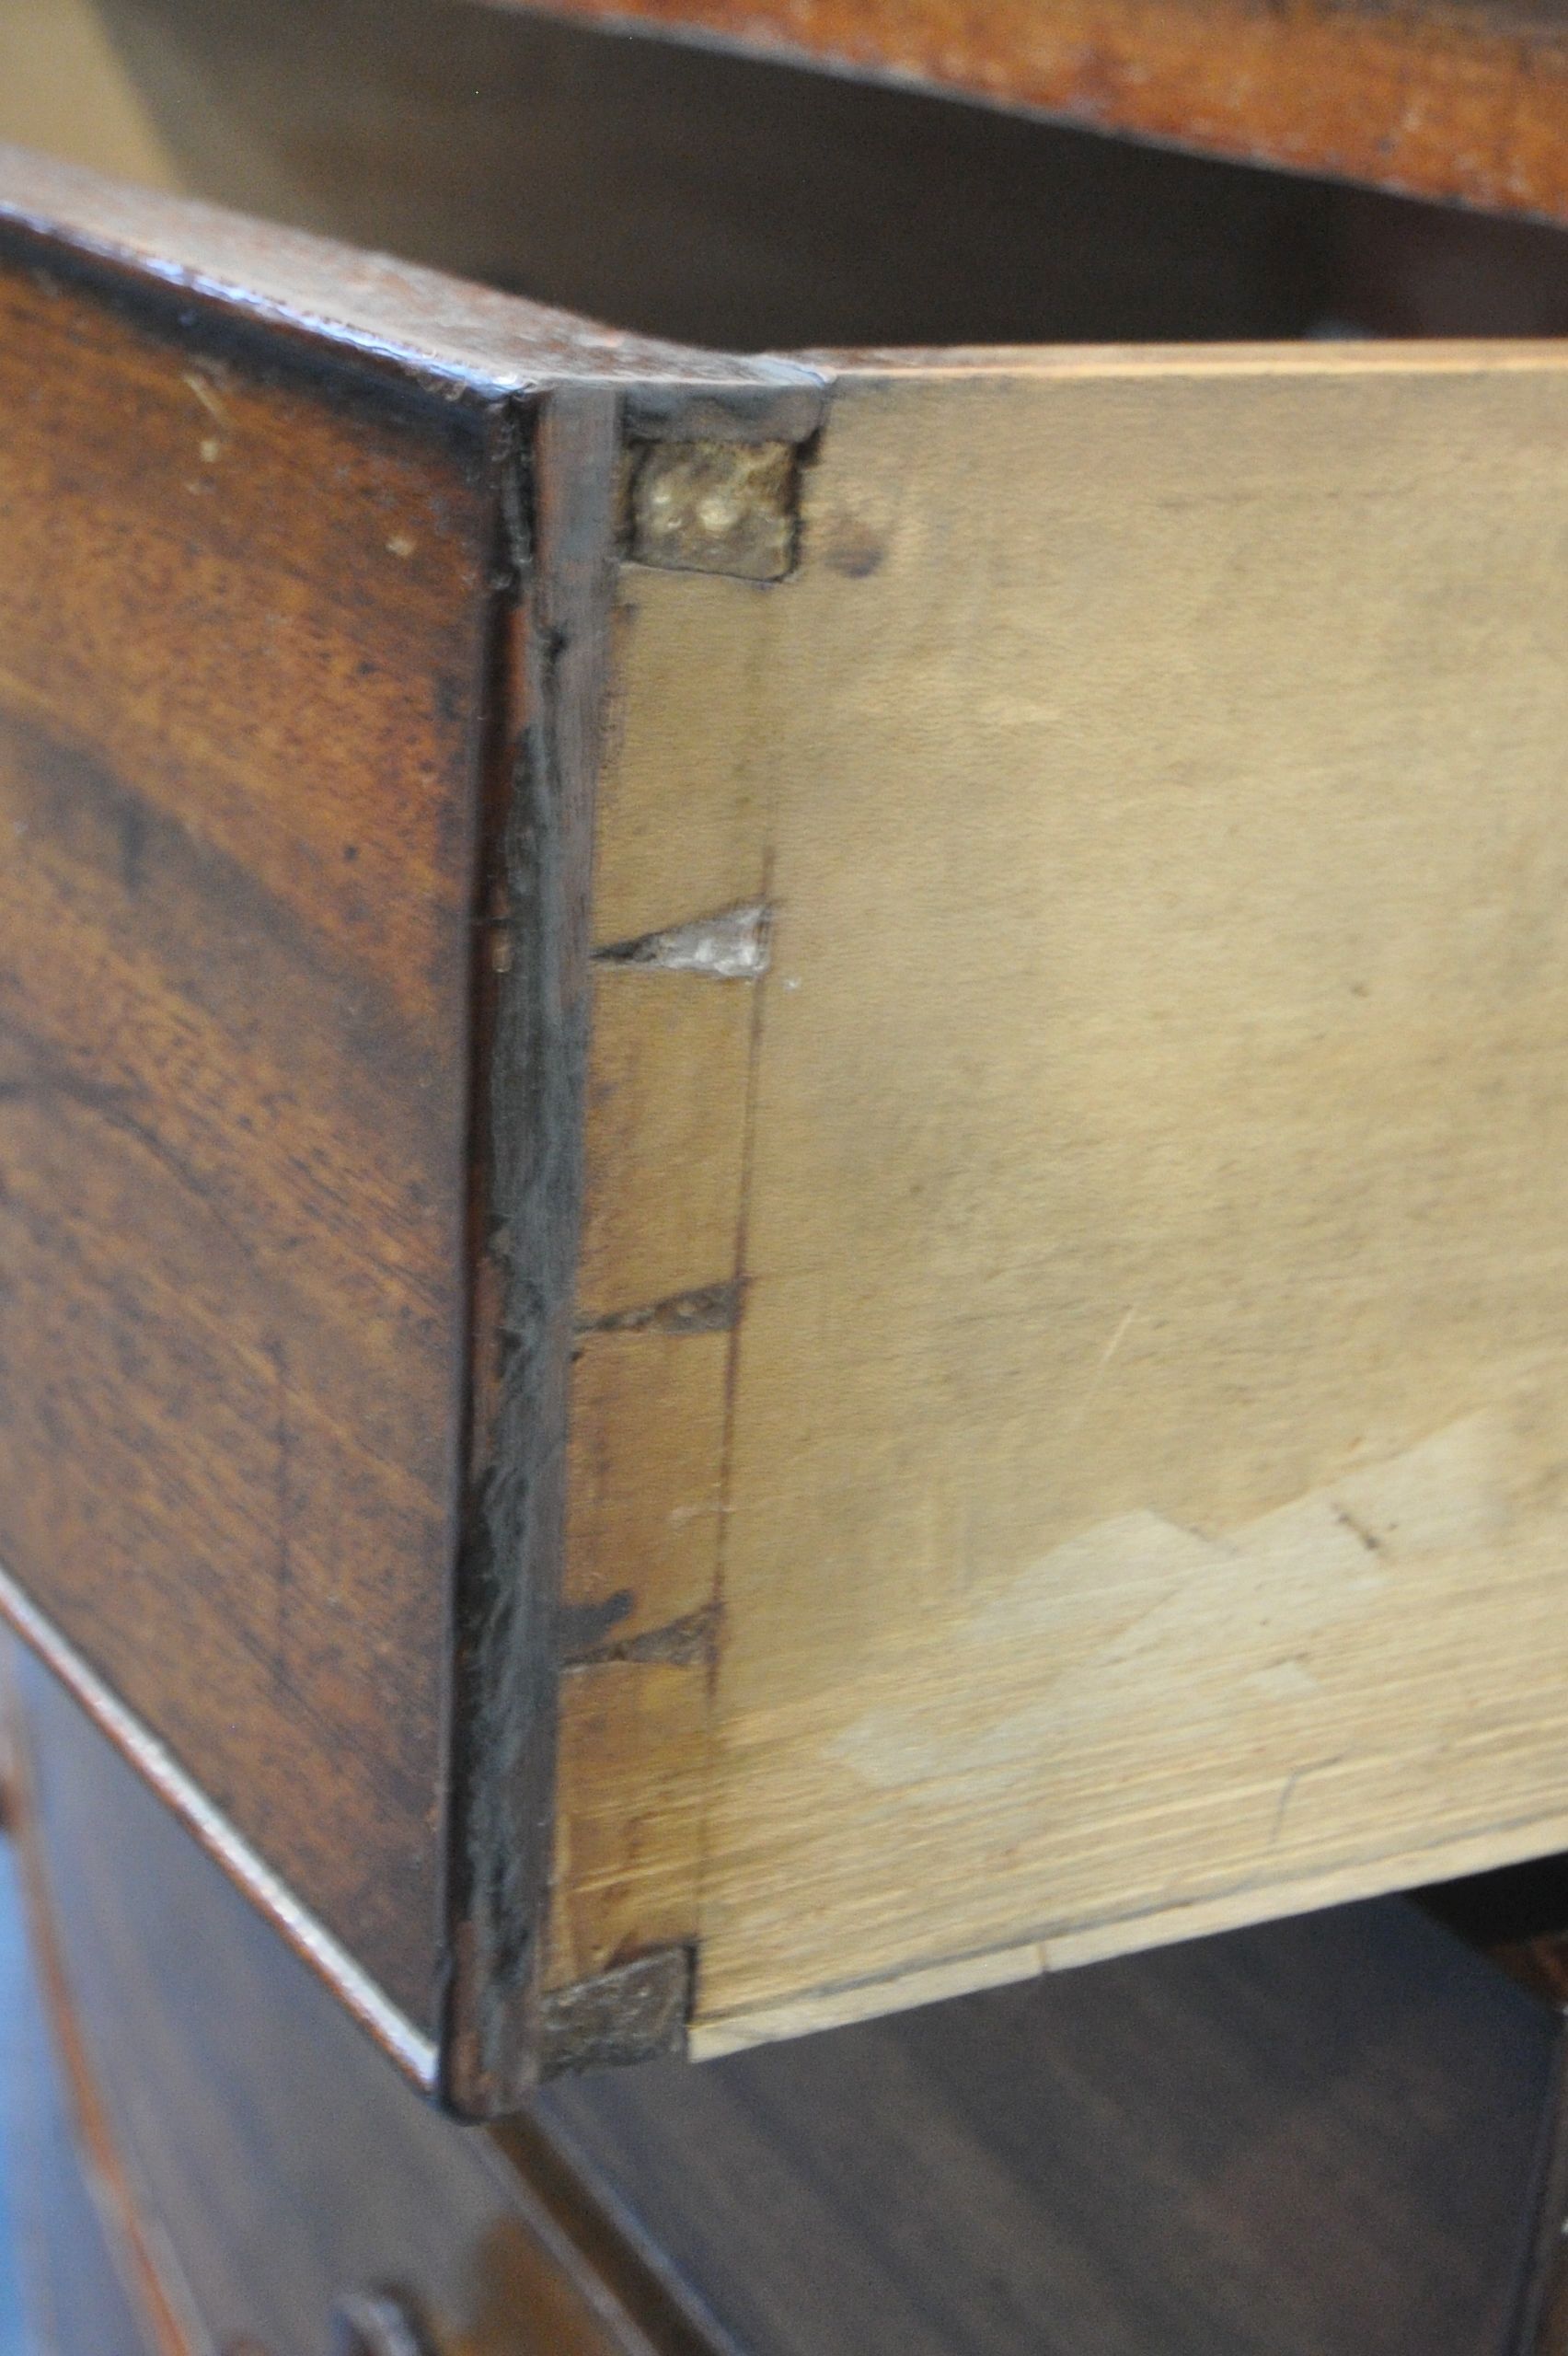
[629, 440, 797, 579]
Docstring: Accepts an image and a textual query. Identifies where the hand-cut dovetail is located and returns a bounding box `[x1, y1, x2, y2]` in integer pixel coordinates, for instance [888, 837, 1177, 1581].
[577, 1280, 742, 1336]
[593, 903, 770, 979]
[566, 1601, 721, 1671]
[628, 439, 798, 579]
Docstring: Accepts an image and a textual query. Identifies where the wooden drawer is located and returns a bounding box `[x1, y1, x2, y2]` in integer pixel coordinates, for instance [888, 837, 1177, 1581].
[1, 1635, 709, 2356]
[4, 99, 1568, 2111]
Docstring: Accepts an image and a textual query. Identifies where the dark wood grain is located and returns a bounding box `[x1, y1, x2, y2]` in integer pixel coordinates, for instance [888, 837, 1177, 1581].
[8, 110, 1568, 2112]
[468, 0, 1568, 227]
[0, 168, 501, 2039]
[7, 1635, 716, 2356]
[0, 141, 822, 2103]
[81, 0, 1332, 350]
[539, 1899, 1559, 2356]
[55, 0, 1568, 355]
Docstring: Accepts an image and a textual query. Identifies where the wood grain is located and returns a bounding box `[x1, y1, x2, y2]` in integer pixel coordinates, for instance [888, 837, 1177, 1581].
[12, 143, 1568, 2096]
[556, 341, 1568, 2053]
[0, 171, 496, 2036]
[22, 0, 1472, 362]
[475, 0, 1568, 227]
[4, 1636, 713, 2356]
[0, 142, 816, 2101]
[538, 1890, 1557, 2356]
[24, 0, 1568, 381]
[7, 1623, 1557, 2356]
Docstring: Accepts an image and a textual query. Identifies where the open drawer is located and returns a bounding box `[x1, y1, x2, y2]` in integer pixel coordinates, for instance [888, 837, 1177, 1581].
[4, 14, 1568, 2115]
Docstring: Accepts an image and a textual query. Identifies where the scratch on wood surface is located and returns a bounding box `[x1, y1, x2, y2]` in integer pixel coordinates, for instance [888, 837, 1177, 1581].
[1269, 1771, 1300, 1849]
[181, 364, 230, 466]
[1067, 1302, 1141, 1434]
[1270, 1754, 1350, 1849]
[593, 903, 771, 979]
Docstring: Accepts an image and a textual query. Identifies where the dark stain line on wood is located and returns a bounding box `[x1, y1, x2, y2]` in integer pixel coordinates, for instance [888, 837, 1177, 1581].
[0, 702, 454, 1118]
[556, 1591, 636, 1656]
[623, 377, 825, 446]
[443, 387, 620, 2118]
[691, 843, 777, 1956]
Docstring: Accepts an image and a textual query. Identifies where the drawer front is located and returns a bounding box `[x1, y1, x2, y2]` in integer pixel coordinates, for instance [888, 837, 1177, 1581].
[3, 1635, 702, 2356]
[4, 141, 1568, 2106]
[0, 156, 518, 2079]
[0, 1819, 158, 2356]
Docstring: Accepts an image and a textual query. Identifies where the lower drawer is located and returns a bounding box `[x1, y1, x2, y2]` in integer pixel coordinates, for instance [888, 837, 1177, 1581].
[2, 1631, 1560, 2356]
[1, 1637, 703, 2356]
[0, 1835, 154, 2356]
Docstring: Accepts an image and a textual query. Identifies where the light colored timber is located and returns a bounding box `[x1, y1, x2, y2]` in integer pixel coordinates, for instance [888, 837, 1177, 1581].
[0, 0, 184, 194]
[687, 1805, 1568, 2059]
[549, 340, 1568, 2045]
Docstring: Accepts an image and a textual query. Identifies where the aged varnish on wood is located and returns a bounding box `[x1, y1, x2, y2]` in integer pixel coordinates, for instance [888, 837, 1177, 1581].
[0, 142, 818, 2107]
[6, 139, 1568, 2108]
[467, 0, 1568, 232]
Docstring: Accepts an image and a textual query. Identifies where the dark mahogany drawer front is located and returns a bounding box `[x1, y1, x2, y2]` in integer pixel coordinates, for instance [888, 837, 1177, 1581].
[5, 1637, 704, 2356]
[0, 158, 493, 2062]
[0, 143, 816, 2108]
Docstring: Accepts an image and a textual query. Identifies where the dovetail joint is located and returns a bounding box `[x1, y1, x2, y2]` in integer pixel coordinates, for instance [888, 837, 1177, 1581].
[594, 903, 770, 980]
